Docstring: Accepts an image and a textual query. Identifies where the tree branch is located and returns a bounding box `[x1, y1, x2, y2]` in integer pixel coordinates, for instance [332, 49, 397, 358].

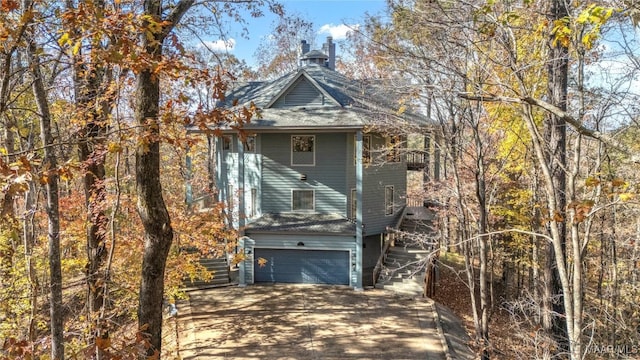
[161, 0, 196, 39]
[458, 92, 639, 162]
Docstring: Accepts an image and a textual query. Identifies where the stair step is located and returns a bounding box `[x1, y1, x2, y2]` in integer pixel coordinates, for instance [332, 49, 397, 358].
[183, 257, 231, 289]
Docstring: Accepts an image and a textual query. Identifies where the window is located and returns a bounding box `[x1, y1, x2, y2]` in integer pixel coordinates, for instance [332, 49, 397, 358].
[291, 135, 315, 166]
[350, 188, 357, 219]
[385, 185, 394, 216]
[386, 136, 401, 162]
[222, 135, 232, 151]
[244, 135, 256, 153]
[354, 135, 371, 165]
[292, 190, 314, 211]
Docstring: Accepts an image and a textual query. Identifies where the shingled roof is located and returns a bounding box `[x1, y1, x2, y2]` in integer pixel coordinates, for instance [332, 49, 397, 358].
[210, 64, 426, 131]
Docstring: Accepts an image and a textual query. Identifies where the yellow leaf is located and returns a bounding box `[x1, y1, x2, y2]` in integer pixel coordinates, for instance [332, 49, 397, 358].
[257, 257, 268, 268]
[72, 41, 81, 55]
[619, 193, 635, 202]
[107, 142, 122, 153]
[585, 177, 600, 187]
[58, 32, 70, 47]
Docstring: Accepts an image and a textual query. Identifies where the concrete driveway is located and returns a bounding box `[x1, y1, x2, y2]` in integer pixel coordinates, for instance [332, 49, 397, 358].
[176, 284, 448, 359]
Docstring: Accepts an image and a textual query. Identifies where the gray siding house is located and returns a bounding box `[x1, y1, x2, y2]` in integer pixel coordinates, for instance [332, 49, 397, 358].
[191, 38, 422, 289]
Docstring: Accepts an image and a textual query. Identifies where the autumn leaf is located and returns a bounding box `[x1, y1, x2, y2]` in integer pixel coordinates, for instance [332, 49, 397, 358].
[107, 142, 123, 153]
[553, 211, 564, 222]
[619, 193, 635, 202]
[1, 0, 19, 11]
[96, 336, 111, 350]
[585, 177, 600, 187]
[257, 257, 268, 268]
[611, 178, 627, 188]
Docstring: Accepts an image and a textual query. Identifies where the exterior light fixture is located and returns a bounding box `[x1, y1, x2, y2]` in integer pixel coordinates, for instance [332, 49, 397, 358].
[297, 241, 305, 246]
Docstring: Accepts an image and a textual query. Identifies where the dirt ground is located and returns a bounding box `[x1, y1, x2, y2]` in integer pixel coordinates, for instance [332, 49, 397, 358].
[174, 284, 448, 360]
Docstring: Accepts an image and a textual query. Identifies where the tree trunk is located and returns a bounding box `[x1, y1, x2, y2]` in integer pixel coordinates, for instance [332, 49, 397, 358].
[25, 6, 65, 356]
[134, 1, 194, 355]
[66, 0, 112, 314]
[472, 111, 490, 360]
[542, 0, 570, 354]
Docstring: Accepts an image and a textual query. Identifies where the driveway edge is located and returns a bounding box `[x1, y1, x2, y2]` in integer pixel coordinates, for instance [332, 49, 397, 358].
[431, 300, 452, 360]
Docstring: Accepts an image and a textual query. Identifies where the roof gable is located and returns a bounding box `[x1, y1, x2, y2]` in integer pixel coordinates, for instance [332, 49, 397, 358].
[266, 71, 341, 108]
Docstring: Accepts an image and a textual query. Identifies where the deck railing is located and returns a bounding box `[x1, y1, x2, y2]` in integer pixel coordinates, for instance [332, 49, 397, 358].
[406, 150, 427, 170]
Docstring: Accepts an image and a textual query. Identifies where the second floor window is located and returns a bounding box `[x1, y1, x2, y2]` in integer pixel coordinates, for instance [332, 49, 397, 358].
[292, 189, 314, 211]
[291, 135, 315, 166]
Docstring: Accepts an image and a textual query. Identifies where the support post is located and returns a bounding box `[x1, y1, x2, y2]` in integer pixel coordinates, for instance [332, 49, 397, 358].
[355, 130, 364, 290]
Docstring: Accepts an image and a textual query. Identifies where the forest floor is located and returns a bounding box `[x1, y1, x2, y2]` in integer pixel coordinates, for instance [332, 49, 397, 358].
[432, 252, 539, 360]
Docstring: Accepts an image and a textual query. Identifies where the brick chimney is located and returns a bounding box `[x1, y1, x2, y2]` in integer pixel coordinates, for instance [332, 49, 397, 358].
[322, 36, 336, 70]
[300, 40, 311, 58]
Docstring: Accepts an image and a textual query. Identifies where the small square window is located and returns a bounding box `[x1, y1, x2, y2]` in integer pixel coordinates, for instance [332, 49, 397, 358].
[292, 190, 314, 211]
[291, 135, 315, 166]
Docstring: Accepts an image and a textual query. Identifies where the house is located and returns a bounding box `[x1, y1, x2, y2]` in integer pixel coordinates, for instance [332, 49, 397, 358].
[188, 37, 427, 289]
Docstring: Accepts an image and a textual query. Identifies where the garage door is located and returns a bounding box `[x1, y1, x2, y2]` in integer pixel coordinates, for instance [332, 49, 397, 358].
[254, 249, 350, 285]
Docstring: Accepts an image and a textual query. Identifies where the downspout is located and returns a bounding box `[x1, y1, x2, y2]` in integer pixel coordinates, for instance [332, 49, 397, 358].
[355, 130, 364, 290]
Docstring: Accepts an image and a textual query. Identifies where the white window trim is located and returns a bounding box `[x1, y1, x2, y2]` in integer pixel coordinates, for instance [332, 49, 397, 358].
[291, 189, 315, 211]
[291, 135, 316, 166]
[385, 185, 394, 216]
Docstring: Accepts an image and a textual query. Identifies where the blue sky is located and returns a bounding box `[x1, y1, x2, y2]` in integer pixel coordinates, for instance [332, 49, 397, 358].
[201, 0, 388, 67]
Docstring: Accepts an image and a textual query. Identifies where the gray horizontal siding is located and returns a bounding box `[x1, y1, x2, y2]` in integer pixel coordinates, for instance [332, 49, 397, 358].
[272, 77, 324, 108]
[346, 133, 406, 235]
[362, 163, 406, 234]
[261, 133, 347, 214]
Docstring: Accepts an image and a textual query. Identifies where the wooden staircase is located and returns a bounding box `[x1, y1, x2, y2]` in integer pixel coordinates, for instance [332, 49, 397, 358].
[374, 207, 437, 297]
[375, 245, 431, 296]
[183, 257, 233, 289]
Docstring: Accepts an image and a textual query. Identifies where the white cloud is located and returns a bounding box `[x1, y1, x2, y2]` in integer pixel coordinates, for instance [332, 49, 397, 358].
[318, 24, 359, 40]
[201, 38, 236, 52]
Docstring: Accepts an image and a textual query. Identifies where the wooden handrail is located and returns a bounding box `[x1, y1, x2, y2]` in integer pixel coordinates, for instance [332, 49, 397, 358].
[372, 206, 408, 286]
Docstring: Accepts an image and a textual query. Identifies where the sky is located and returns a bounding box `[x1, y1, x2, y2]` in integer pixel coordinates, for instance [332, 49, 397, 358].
[200, 0, 388, 67]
